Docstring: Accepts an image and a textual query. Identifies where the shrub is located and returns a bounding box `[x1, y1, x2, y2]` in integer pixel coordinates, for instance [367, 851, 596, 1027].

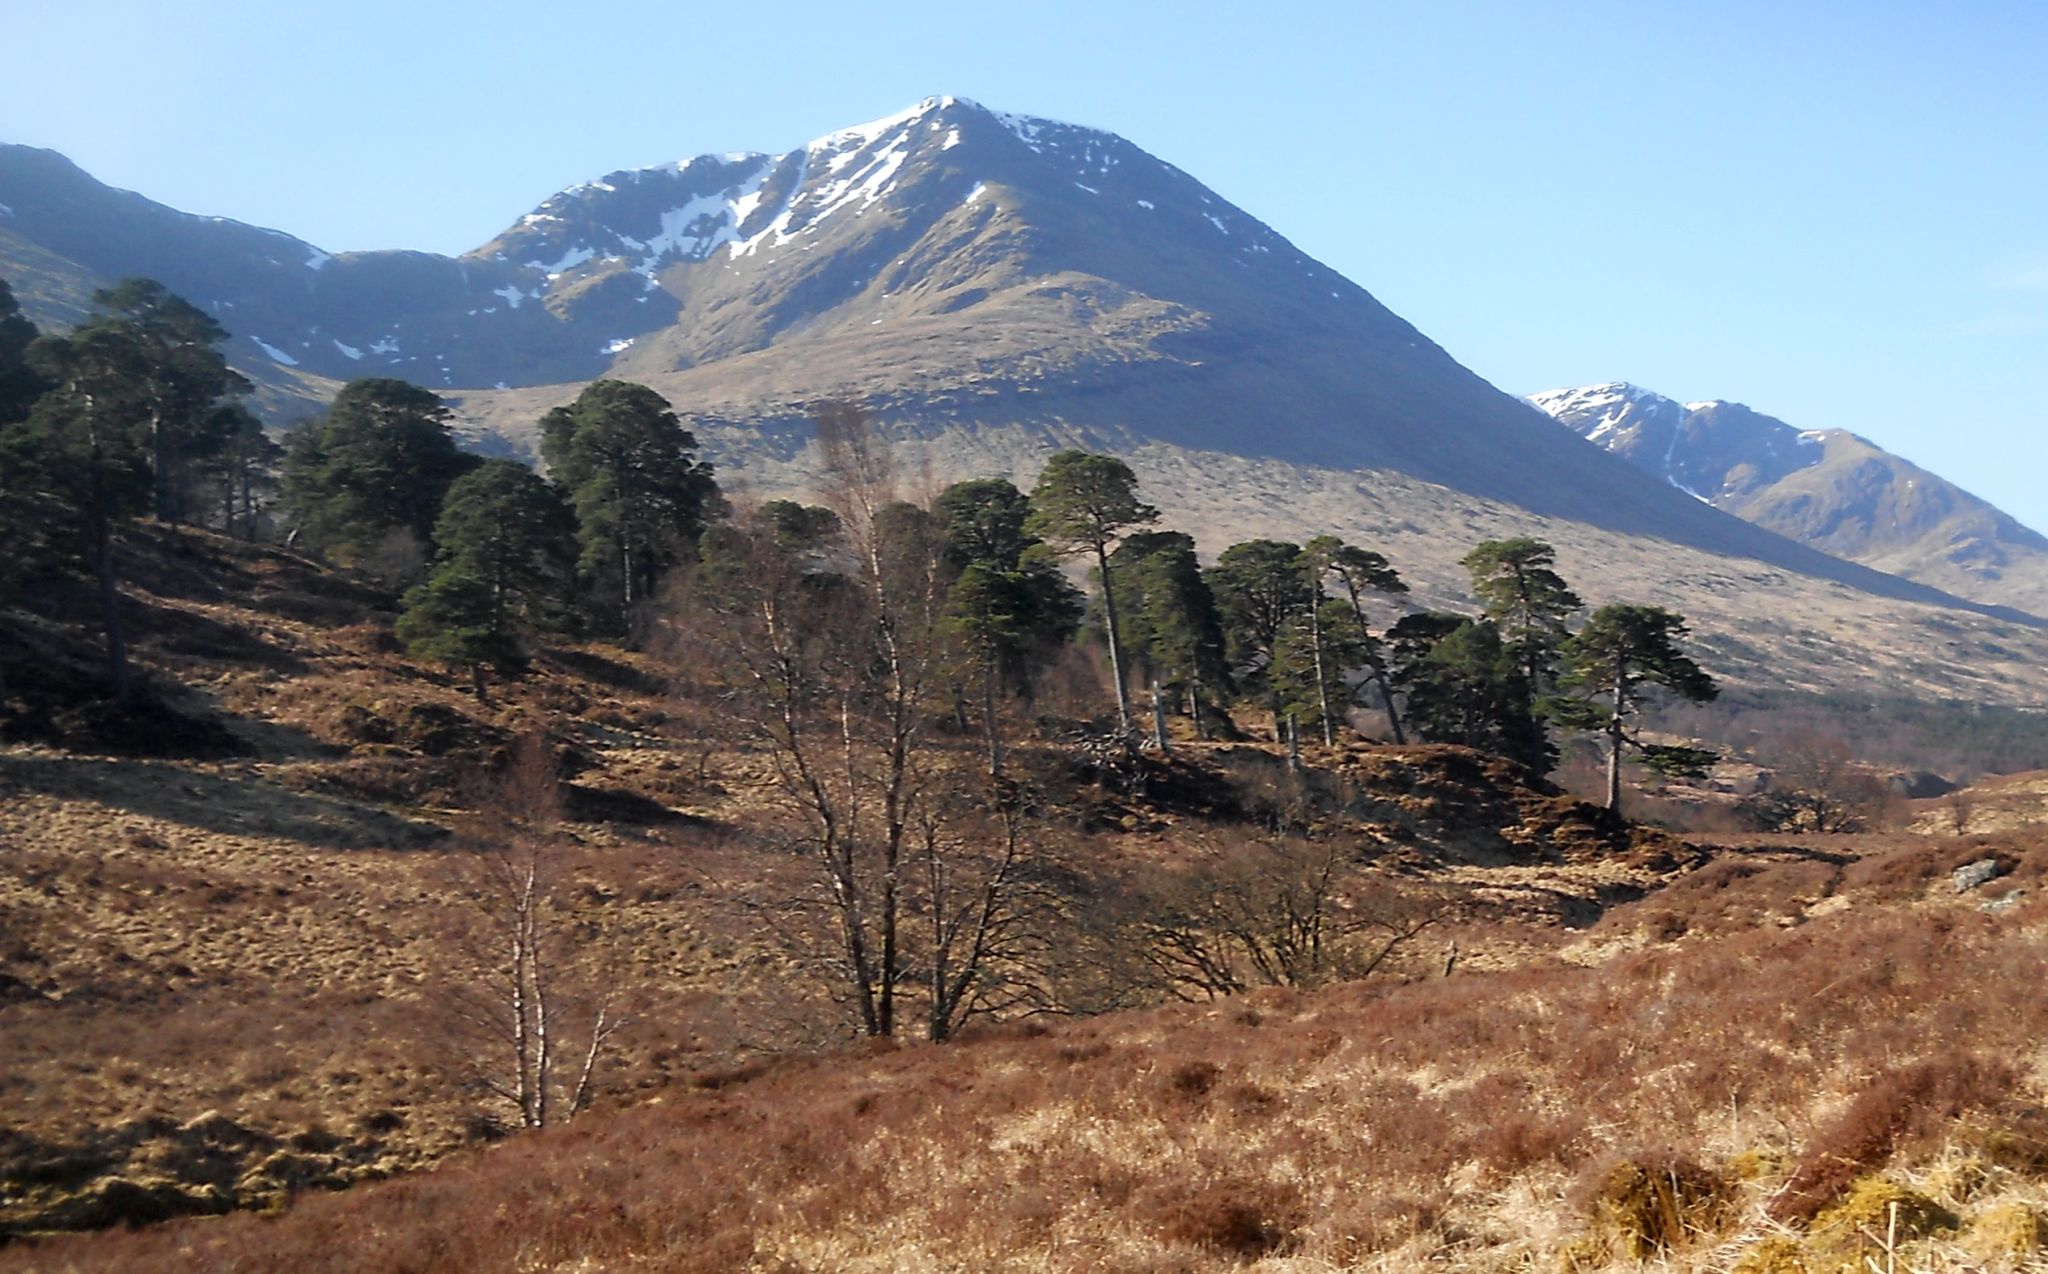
[1573, 1153, 1730, 1259]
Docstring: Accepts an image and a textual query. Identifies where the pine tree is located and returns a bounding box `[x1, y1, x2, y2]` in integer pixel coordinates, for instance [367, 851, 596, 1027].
[1554, 604, 1719, 809]
[396, 459, 579, 699]
[281, 378, 478, 572]
[83, 279, 251, 525]
[396, 568, 523, 702]
[539, 379, 719, 630]
[1462, 540, 1579, 703]
[1107, 531, 1232, 740]
[0, 278, 50, 427]
[935, 478, 1081, 771]
[1024, 451, 1157, 739]
[198, 404, 283, 540]
[4, 325, 154, 699]
[1309, 538, 1410, 743]
[1208, 539, 1313, 739]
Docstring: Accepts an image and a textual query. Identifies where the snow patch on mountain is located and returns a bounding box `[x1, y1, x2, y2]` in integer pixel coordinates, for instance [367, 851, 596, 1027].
[251, 336, 298, 366]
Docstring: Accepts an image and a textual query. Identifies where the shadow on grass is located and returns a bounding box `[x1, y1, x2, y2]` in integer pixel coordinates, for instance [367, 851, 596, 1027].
[0, 753, 445, 851]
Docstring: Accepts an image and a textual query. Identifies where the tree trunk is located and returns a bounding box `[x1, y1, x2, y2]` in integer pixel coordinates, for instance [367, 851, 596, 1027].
[1310, 602, 1335, 747]
[1343, 585, 1403, 743]
[91, 511, 132, 704]
[1605, 655, 1627, 810]
[983, 661, 1003, 779]
[1151, 678, 1170, 754]
[1372, 664, 1406, 744]
[1094, 540, 1134, 740]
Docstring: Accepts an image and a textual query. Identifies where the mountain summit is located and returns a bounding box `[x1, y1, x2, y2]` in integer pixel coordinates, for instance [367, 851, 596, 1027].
[1530, 382, 2048, 615]
[1, 100, 2037, 644]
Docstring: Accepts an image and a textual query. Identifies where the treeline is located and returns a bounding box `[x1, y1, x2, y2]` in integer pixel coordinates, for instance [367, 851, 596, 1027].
[0, 275, 1718, 803]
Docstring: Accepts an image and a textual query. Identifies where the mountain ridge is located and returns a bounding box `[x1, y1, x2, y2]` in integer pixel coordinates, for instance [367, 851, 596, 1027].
[4, 99, 2046, 663]
[1530, 381, 2048, 616]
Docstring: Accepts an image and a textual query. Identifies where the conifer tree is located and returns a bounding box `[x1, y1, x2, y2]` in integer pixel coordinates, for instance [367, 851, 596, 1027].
[4, 324, 154, 699]
[935, 478, 1080, 771]
[1387, 614, 1545, 765]
[396, 459, 577, 699]
[1555, 603, 1719, 809]
[199, 403, 283, 540]
[1107, 531, 1232, 740]
[540, 379, 719, 630]
[83, 279, 251, 525]
[281, 378, 478, 570]
[1462, 540, 1578, 702]
[0, 278, 49, 428]
[396, 569, 520, 701]
[1024, 451, 1157, 738]
[1208, 539, 1313, 739]
[1307, 538, 1410, 742]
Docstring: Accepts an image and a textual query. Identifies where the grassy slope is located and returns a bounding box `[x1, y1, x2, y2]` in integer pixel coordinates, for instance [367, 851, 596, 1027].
[8, 838, 2046, 1273]
[3, 530, 2047, 1271]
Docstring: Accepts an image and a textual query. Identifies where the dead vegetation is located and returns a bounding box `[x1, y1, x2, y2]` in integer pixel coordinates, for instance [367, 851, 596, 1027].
[5, 525, 2048, 1270]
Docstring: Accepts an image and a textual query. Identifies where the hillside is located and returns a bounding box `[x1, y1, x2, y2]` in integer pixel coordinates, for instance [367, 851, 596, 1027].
[1, 103, 2028, 614]
[0, 523, 1729, 1244]
[1530, 382, 2048, 616]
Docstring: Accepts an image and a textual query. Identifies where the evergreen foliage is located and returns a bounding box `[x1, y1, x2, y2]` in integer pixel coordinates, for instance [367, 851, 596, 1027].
[4, 320, 155, 698]
[1387, 614, 1549, 768]
[396, 568, 524, 700]
[1106, 531, 1233, 738]
[1024, 451, 1157, 737]
[935, 478, 1082, 714]
[1307, 536, 1410, 743]
[281, 378, 478, 570]
[540, 379, 719, 629]
[1208, 539, 1312, 737]
[81, 279, 253, 525]
[1555, 603, 1720, 808]
[0, 277, 50, 427]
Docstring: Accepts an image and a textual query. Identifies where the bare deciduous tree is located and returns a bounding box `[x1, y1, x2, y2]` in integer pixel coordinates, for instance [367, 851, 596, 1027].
[1739, 730, 1886, 833]
[1134, 834, 1445, 1000]
[678, 404, 1056, 1041]
[441, 734, 628, 1130]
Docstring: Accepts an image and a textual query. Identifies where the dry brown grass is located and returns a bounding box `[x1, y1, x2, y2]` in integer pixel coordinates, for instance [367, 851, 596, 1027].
[6, 841, 2045, 1272]
[7, 527, 2048, 1271]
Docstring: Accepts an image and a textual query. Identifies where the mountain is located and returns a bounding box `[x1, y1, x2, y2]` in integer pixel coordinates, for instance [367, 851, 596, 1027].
[8, 99, 2048, 705]
[1529, 382, 2048, 616]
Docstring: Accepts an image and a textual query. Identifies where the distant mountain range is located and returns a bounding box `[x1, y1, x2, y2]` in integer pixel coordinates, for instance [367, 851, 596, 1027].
[6, 98, 2048, 702]
[1529, 383, 2048, 617]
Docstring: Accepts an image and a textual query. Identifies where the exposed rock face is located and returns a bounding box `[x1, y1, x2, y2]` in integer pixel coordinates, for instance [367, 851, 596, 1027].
[1532, 382, 2048, 615]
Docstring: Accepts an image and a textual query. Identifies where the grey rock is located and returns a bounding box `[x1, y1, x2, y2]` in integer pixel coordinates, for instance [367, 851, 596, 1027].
[1952, 858, 2003, 892]
[1980, 888, 2026, 915]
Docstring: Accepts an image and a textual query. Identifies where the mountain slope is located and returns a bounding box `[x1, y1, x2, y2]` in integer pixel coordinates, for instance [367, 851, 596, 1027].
[7, 99, 2048, 703]
[1530, 382, 2048, 616]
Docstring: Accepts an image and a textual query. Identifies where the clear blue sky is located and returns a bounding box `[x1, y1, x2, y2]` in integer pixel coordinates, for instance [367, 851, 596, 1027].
[7, 1, 2046, 531]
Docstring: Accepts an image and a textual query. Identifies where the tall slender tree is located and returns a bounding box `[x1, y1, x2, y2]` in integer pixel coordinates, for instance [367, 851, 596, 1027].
[1554, 603, 1719, 809]
[1024, 451, 1157, 739]
[1311, 539, 1410, 743]
[83, 279, 250, 525]
[935, 478, 1081, 773]
[1462, 539, 1579, 705]
[1108, 531, 1232, 742]
[5, 325, 153, 699]
[0, 278, 49, 427]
